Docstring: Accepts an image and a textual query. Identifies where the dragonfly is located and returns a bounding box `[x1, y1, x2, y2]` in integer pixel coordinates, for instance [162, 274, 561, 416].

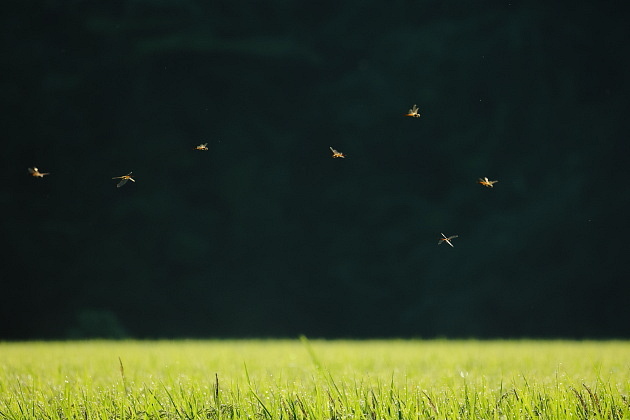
[330, 146, 345, 158]
[28, 167, 50, 177]
[112, 172, 135, 188]
[438, 232, 458, 248]
[405, 104, 421, 118]
[195, 143, 208, 151]
[477, 177, 498, 188]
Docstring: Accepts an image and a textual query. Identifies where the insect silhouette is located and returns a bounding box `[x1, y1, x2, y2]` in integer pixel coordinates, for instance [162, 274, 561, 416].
[330, 147, 345, 158]
[28, 167, 49, 178]
[477, 177, 498, 188]
[405, 104, 421, 118]
[112, 172, 135, 188]
[438, 232, 458, 248]
[195, 143, 208, 151]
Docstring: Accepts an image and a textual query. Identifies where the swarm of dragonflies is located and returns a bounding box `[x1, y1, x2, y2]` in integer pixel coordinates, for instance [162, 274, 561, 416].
[27, 105, 502, 248]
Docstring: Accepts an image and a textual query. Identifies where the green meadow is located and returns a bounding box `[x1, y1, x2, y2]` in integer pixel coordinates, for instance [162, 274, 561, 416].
[0, 339, 628, 419]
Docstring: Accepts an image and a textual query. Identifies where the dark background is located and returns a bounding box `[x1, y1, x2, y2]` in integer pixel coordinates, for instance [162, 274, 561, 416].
[2, 0, 629, 339]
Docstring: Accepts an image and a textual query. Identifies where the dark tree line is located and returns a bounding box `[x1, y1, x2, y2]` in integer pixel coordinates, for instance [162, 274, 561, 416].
[2, 0, 629, 339]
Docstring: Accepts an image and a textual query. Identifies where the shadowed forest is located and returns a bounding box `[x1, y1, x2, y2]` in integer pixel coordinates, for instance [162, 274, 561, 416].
[2, 0, 629, 339]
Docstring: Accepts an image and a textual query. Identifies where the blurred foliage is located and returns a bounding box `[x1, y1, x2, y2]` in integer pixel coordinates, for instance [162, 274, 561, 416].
[66, 309, 128, 339]
[2, 0, 629, 339]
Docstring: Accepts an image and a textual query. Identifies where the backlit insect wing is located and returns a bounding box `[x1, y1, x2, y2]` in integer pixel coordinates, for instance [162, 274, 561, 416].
[438, 232, 458, 247]
[405, 104, 421, 118]
[195, 143, 208, 151]
[330, 146, 345, 158]
[116, 178, 129, 188]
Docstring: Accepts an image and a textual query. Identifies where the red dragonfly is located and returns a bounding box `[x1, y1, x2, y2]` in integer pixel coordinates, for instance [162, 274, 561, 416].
[330, 146, 345, 158]
[438, 232, 458, 248]
[112, 172, 135, 188]
[477, 177, 498, 188]
[195, 143, 208, 151]
[28, 167, 50, 178]
[405, 104, 421, 118]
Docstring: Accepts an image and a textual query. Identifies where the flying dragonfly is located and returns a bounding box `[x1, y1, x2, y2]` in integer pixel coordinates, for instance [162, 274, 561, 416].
[438, 232, 458, 248]
[28, 167, 49, 178]
[112, 172, 135, 188]
[330, 146, 345, 158]
[195, 143, 208, 151]
[477, 177, 498, 188]
[405, 104, 421, 118]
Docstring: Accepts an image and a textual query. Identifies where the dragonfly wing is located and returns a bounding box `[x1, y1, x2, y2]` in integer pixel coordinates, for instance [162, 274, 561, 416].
[117, 178, 128, 188]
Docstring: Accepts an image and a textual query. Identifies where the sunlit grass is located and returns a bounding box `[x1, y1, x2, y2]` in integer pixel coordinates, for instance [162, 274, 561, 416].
[0, 339, 628, 419]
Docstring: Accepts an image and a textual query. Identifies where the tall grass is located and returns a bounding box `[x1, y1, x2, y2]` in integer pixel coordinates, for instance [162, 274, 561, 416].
[0, 339, 628, 419]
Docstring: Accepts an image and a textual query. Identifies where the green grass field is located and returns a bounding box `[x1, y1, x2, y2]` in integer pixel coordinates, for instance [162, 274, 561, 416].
[0, 339, 628, 419]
